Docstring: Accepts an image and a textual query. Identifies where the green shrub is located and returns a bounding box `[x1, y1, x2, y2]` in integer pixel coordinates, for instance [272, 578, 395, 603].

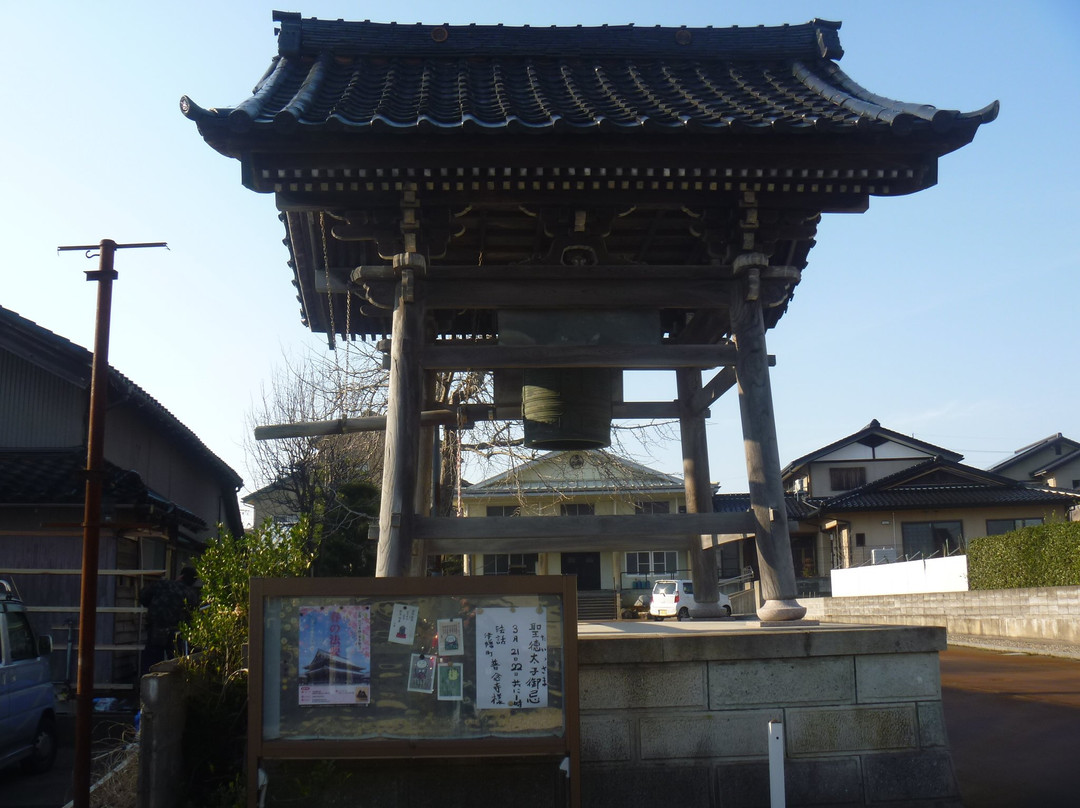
[177, 519, 312, 807]
[968, 521, 1080, 589]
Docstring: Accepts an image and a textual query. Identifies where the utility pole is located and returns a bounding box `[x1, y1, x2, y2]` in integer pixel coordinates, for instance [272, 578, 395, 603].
[58, 239, 166, 808]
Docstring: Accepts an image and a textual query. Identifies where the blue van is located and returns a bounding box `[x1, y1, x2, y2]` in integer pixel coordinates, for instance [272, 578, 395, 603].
[0, 581, 57, 773]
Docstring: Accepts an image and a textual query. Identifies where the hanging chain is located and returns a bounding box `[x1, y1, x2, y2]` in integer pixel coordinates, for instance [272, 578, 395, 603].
[320, 212, 350, 417]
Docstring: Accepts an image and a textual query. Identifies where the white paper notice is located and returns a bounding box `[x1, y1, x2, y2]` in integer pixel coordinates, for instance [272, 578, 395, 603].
[475, 607, 548, 709]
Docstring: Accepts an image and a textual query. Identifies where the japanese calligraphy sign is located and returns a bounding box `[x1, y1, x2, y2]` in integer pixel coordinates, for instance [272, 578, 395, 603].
[476, 607, 549, 709]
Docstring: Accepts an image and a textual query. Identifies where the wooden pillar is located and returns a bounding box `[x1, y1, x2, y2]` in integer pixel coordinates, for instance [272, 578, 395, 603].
[676, 367, 720, 606]
[376, 253, 426, 577]
[731, 257, 806, 621]
[408, 371, 439, 576]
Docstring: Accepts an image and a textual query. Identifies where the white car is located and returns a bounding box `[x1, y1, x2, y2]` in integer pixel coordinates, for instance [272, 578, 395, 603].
[0, 582, 57, 774]
[649, 579, 731, 621]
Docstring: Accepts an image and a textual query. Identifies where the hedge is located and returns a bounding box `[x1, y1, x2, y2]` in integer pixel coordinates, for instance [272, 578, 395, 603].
[968, 521, 1080, 589]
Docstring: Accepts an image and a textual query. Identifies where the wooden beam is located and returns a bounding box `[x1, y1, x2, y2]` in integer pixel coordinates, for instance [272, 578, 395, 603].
[421, 344, 737, 371]
[254, 401, 691, 440]
[689, 367, 737, 414]
[422, 278, 732, 309]
[678, 367, 720, 603]
[414, 512, 756, 543]
[425, 534, 742, 554]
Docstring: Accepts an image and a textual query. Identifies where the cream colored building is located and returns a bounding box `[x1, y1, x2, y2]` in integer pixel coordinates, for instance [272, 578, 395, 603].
[458, 450, 746, 614]
[782, 420, 1080, 574]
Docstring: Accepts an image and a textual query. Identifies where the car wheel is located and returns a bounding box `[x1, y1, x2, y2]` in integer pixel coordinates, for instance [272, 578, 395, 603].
[677, 607, 689, 621]
[22, 714, 57, 774]
[722, 604, 732, 617]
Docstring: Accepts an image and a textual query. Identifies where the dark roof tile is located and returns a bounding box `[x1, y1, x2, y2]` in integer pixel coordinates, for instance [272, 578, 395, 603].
[183, 18, 996, 140]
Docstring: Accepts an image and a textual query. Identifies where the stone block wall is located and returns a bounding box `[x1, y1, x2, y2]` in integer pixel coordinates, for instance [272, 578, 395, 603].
[577, 626, 959, 807]
[800, 586, 1080, 644]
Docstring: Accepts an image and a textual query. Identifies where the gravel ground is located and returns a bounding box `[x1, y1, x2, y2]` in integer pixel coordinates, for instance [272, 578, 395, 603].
[946, 632, 1080, 660]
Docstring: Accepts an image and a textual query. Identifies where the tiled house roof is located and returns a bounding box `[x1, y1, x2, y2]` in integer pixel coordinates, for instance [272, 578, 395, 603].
[820, 458, 1080, 513]
[713, 492, 819, 521]
[0, 448, 206, 530]
[462, 450, 684, 498]
[987, 433, 1080, 477]
[782, 418, 963, 480]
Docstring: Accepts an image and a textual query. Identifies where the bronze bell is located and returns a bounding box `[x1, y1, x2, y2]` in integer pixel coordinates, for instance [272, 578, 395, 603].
[522, 368, 613, 450]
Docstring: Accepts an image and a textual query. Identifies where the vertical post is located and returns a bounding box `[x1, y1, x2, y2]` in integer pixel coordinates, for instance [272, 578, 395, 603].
[768, 720, 786, 808]
[676, 367, 720, 606]
[56, 236, 164, 803]
[71, 240, 118, 807]
[731, 259, 805, 622]
[57, 238, 165, 808]
[376, 253, 426, 577]
[408, 370, 438, 576]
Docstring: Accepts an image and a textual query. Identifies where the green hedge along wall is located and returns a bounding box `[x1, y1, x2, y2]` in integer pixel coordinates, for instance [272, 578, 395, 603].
[968, 521, 1080, 590]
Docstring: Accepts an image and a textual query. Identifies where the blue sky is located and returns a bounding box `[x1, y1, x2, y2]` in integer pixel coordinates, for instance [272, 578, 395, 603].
[3, 1, 1078, 502]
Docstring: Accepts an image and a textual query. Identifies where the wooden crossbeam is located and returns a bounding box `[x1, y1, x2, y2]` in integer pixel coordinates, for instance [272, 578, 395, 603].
[421, 344, 737, 370]
[414, 512, 756, 545]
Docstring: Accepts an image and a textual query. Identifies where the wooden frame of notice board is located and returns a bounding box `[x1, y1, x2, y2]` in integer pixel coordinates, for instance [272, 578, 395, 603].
[247, 575, 580, 807]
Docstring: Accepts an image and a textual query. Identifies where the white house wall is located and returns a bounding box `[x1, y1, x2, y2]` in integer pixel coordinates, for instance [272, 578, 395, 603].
[819, 439, 932, 463]
[819, 503, 1074, 568]
[809, 458, 930, 496]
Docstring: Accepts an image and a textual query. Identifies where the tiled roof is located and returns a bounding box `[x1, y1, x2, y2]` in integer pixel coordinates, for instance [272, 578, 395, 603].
[713, 492, 820, 520]
[987, 433, 1080, 475]
[462, 450, 683, 497]
[782, 419, 963, 479]
[182, 16, 996, 140]
[821, 458, 1080, 513]
[1033, 446, 1080, 477]
[0, 449, 206, 530]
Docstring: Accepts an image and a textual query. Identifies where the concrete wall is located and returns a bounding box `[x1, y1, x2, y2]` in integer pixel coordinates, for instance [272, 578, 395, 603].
[142, 626, 959, 807]
[801, 586, 1080, 645]
[831, 556, 968, 597]
[578, 626, 959, 807]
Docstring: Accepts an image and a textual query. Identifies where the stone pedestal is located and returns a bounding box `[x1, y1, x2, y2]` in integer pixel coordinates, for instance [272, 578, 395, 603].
[578, 623, 960, 807]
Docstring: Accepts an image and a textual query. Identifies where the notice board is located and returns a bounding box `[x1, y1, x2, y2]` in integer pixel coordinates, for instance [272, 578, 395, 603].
[248, 575, 579, 806]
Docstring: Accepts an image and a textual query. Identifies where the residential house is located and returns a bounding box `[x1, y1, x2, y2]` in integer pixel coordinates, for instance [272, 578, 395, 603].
[778, 420, 1080, 582]
[457, 450, 747, 617]
[243, 477, 302, 528]
[988, 433, 1080, 491]
[0, 305, 243, 692]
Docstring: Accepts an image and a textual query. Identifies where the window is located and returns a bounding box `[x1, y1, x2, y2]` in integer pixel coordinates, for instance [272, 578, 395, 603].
[986, 517, 1043, 536]
[482, 553, 538, 575]
[625, 551, 677, 576]
[485, 505, 520, 517]
[855, 532, 866, 547]
[6, 611, 37, 661]
[829, 467, 866, 491]
[634, 501, 670, 515]
[901, 521, 964, 558]
[560, 503, 594, 516]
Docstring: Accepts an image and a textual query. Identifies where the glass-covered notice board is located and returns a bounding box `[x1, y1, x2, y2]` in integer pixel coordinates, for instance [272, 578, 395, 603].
[248, 575, 580, 806]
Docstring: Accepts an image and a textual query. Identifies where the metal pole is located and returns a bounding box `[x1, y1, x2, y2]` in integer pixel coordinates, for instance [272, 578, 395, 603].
[58, 239, 165, 808]
[769, 719, 786, 808]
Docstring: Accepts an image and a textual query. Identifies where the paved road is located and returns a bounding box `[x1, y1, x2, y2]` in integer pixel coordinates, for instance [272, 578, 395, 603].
[940, 646, 1080, 807]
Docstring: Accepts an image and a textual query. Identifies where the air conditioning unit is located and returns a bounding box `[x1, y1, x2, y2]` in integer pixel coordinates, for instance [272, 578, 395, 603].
[871, 548, 898, 564]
